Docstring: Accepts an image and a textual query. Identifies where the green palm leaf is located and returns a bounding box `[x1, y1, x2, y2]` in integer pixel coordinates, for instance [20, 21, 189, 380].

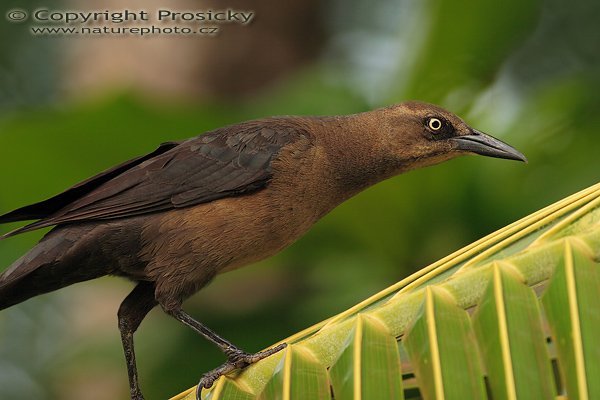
[173, 182, 600, 400]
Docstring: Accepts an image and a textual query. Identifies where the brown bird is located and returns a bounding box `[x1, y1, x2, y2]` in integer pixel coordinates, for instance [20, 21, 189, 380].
[0, 102, 525, 400]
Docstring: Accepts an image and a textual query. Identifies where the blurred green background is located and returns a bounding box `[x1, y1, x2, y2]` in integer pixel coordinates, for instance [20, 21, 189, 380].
[0, 0, 599, 399]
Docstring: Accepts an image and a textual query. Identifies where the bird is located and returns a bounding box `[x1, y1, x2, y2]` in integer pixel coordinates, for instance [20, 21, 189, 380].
[0, 101, 526, 400]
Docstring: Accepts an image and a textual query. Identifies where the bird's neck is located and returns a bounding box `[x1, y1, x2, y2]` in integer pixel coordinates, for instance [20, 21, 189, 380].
[314, 114, 406, 203]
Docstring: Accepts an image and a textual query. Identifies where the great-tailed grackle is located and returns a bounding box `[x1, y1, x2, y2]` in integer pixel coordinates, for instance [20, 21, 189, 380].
[0, 102, 526, 399]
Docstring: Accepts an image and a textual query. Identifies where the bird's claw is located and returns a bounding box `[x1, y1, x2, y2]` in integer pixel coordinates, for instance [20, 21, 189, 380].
[225, 342, 287, 366]
[195, 343, 288, 399]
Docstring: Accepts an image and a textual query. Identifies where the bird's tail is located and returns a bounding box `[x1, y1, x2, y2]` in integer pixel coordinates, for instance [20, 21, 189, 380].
[0, 228, 108, 310]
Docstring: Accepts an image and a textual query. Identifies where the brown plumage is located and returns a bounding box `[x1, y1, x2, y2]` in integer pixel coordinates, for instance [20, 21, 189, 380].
[0, 101, 526, 400]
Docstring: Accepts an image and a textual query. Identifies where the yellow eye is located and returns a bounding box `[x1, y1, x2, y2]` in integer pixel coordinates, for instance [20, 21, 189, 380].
[428, 118, 442, 131]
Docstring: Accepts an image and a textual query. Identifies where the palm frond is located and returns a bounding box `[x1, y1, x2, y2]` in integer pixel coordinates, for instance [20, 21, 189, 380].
[173, 182, 600, 400]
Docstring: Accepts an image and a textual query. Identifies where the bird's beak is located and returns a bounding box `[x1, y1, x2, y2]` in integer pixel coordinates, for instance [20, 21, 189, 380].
[451, 130, 527, 162]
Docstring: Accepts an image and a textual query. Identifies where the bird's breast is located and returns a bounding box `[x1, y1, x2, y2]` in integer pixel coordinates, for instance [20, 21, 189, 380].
[140, 137, 339, 280]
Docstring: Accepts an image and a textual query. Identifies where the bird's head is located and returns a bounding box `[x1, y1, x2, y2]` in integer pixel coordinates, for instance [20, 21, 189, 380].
[373, 101, 527, 173]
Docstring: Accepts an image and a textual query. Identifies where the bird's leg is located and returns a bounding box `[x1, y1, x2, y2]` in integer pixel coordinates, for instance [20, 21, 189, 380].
[117, 282, 158, 400]
[163, 306, 287, 394]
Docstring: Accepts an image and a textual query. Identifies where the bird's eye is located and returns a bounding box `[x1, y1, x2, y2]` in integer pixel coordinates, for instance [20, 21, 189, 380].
[428, 118, 442, 131]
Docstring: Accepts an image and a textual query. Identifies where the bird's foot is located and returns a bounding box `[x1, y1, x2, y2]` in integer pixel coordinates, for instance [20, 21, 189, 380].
[223, 342, 287, 368]
[195, 343, 287, 398]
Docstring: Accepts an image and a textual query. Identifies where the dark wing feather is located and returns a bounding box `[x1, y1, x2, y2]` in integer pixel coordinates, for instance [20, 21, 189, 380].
[1, 120, 309, 238]
[0, 141, 179, 223]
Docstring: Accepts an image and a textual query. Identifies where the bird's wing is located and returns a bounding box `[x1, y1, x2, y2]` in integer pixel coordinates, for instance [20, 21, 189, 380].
[0, 119, 310, 238]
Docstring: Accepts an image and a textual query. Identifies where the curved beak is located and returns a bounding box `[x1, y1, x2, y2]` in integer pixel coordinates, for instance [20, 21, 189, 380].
[451, 130, 527, 162]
